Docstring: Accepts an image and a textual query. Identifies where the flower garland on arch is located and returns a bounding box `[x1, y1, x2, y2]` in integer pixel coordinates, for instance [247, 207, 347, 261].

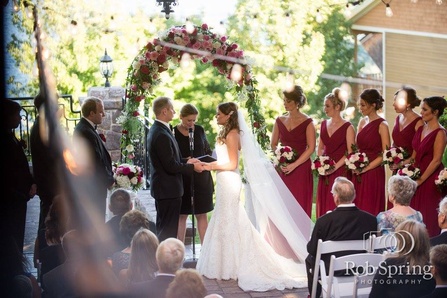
[118, 23, 269, 163]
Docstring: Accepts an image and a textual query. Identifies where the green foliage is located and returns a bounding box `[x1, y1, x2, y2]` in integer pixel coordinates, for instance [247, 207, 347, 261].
[7, 0, 366, 158]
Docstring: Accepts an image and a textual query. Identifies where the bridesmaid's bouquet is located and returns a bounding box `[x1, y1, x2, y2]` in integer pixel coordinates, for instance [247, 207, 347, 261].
[435, 168, 447, 192]
[345, 144, 369, 182]
[272, 145, 298, 169]
[113, 163, 144, 192]
[311, 155, 336, 185]
[382, 146, 408, 166]
[397, 164, 421, 180]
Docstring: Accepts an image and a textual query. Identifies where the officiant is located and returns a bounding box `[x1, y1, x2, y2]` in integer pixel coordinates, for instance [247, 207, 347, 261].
[174, 103, 215, 245]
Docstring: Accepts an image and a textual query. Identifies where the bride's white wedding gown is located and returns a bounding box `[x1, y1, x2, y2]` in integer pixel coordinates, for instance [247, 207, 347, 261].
[196, 143, 308, 292]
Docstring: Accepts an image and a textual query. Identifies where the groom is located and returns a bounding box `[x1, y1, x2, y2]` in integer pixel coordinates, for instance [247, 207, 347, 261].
[147, 96, 203, 241]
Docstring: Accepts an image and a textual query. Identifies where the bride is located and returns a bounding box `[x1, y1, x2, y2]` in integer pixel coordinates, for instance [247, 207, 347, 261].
[196, 102, 313, 291]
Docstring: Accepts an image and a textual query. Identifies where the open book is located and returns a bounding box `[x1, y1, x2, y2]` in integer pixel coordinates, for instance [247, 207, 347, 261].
[197, 155, 217, 163]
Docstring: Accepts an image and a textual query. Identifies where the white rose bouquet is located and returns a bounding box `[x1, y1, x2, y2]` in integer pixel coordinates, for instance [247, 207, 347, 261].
[382, 146, 408, 166]
[311, 155, 336, 185]
[397, 164, 421, 180]
[113, 163, 144, 192]
[435, 168, 447, 192]
[272, 145, 298, 169]
[345, 144, 369, 182]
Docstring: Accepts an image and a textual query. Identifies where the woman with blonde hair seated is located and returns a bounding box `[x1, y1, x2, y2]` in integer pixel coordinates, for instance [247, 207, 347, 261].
[370, 220, 435, 297]
[119, 228, 159, 287]
[377, 175, 423, 234]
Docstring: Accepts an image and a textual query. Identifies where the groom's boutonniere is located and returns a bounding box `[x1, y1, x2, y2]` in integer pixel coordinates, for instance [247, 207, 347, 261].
[99, 133, 106, 143]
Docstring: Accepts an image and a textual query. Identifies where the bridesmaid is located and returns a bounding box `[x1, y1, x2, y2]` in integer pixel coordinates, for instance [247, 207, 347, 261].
[402, 96, 447, 237]
[316, 88, 355, 217]
[353, 88, 390, 215]
[389, 87, 423, 174]
[271, 85, 316, 217]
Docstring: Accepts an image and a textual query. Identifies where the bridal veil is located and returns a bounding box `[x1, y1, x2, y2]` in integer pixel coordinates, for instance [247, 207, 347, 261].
[237, 109, 313, 262]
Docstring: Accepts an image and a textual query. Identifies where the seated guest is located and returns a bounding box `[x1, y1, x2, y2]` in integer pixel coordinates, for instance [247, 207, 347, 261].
[105, 188, 133, 257]
[377, 175, 423, 234]
[369, 220, 435, 298]
[421, 244, 447, 298]
[43, 229, 83, 297]
[118, 228, 159, 286]
[38, 195, 67, 287]
[430, 197, 447, 247]
[109, 210, 150, 276]
[0, 236, 40, 298]
[305, 176, 377, 298]
[165, 269, 207, 298]
[130, 237, 185, 298]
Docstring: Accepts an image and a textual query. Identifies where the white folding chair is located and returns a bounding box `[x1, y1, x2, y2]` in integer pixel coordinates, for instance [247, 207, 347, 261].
[370, 234, 393, 254]
[352, 271, 377, 298]
[311, 239, 369, 298]
[321, 253, 385, 298]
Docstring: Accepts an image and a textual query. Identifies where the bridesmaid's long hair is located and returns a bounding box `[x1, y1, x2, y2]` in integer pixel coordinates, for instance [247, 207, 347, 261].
[217, 102, 239, 144]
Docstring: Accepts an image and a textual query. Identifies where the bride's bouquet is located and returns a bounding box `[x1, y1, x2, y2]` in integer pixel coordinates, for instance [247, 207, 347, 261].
[397, 164, 421, 180]
[113, 163, 144, 192]
[382, 146, 408, 166]
[345, 144, 369, 182]
[435, 168, 447, 192]
[311, 155, 336, 185]
[272, 144, 298, 170]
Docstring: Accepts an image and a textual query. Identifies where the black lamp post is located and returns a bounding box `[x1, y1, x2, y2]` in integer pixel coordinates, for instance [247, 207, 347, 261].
[99, 49, 113, 87]
[156, 0, 178, 19]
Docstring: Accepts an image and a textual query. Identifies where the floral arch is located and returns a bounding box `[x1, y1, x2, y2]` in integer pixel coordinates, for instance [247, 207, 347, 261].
[119, 23, 269, 163]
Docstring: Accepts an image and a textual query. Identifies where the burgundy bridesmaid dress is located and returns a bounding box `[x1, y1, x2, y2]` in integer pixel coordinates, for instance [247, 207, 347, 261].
[353, 118, 386, 216]
[411, 126, 447, 237]
[391, 116, 422, 159]
[316, 120, 352, 217]
[276, 118, 313, 217]
[387, 116, 422, 209]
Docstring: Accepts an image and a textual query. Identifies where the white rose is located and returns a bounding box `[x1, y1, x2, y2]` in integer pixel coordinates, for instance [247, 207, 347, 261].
[318, 168, 325, 175]
[116, 176, 131, 189]
[348, 164, 356, 170]
[130, 177, 138, 185]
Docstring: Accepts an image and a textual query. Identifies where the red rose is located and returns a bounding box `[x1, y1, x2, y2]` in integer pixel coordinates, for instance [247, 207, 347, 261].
[145, 42, 154, 51]
[133, 111, 140, 117]
[99, 133, 106, 142]
[253, 121, 260, 128]
[157, 53, 167, 64]
[140, 65, 150, 74]
[201, 23, 208, 30]
[122, 129, 128, 134]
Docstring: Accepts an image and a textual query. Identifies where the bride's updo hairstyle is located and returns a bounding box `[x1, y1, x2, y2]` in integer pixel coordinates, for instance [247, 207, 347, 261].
[423, 96, 447, 119]
[359, 88, 384, 110]
[283, 85, 307, 108]
[325, 87, 346, 111]
[217, 102, 240, 144]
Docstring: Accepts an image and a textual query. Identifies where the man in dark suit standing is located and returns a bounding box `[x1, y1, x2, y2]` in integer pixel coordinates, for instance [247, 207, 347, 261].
[306, 176, 377, 298]
[30, 92, 61, 236]
[147, 96, 203, 241]
[73, 96, 114, 224]
[430, 197, 447, 247]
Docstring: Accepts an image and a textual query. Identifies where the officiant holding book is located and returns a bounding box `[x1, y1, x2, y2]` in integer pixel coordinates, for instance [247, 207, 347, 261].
[174, 104, 215, 245]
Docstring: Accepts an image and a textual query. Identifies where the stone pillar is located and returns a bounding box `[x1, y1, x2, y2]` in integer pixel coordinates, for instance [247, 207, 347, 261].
[83, 86, 125, 163]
